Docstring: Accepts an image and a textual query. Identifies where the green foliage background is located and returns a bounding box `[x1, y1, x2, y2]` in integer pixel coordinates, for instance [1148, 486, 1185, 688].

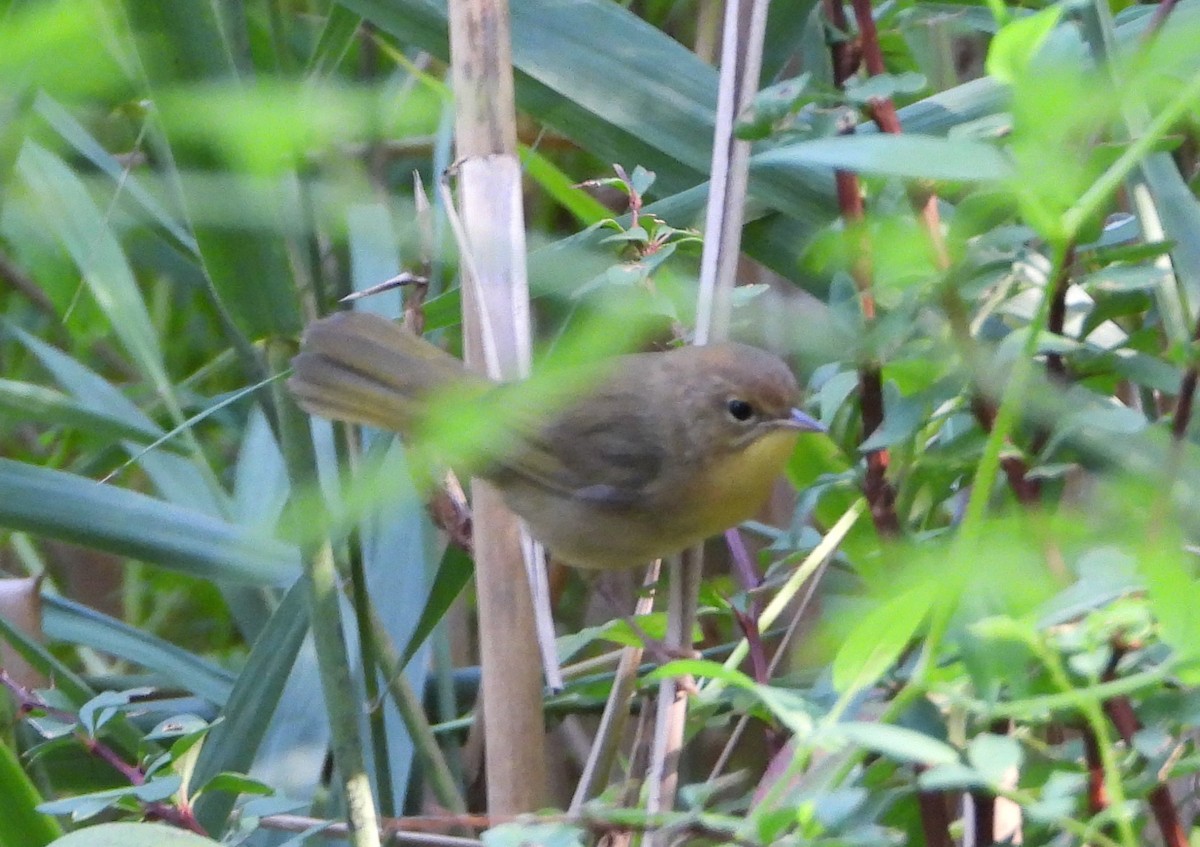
[0, 0, 1198, 845]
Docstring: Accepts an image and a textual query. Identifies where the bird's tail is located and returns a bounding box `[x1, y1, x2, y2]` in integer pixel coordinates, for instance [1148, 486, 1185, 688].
[289, 311, 478, 435]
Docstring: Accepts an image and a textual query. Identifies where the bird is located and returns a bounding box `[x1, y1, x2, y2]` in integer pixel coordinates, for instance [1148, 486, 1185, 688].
[289, 311, 823, 569]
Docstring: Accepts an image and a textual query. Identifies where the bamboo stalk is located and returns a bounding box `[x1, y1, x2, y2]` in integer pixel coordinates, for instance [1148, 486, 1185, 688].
[646, 0, 772, 826]
[445, 0, 548, 813]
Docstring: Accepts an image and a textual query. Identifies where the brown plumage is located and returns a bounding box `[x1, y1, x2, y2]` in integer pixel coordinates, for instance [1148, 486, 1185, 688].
[290, 311, 821, 569]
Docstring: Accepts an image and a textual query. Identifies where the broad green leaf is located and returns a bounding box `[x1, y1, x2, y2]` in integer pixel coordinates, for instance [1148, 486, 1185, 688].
[33, 92, 197, 254]
[648, 658, 756, 691]
[0, 459, 297, 585]
[121, 1, 304, 339]
[340, 0, 716, 193]
[844, 72, 928, 104]
[399, 544, 473, 671]
[753, 685, 817, 736]
[356, 438, 438, 809]
[38, 776, 182, 821]
[519, 145, 611, 226]
[77, 687, 155, 738]
[483, 822, 586, 847]
[306, 5, 364, 78]
[917, 762, 988, 790]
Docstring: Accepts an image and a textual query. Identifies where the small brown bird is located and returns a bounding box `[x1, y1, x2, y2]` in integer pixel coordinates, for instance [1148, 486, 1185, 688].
[289, 311, 823, 569]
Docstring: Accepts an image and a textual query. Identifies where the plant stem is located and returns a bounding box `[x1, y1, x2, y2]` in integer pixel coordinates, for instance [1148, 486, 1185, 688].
[268, 339, 381, 847]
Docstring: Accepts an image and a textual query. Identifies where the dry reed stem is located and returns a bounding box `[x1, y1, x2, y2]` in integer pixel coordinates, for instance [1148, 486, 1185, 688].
[446, 0, 547, 813]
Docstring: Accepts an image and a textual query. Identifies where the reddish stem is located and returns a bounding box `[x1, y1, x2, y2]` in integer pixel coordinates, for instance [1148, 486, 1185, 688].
[1101, 656, 1187, 847]
[1172, 315, 1200, 441]
[1082, 729, 1109, 815]
[1045, 245, 1076, 381]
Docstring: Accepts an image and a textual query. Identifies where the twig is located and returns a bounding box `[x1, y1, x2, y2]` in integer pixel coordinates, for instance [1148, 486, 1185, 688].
[912, 768, 954, 847]
[262, 807, 768, 847]
[570, 561, 661, 810]
[1082, 729, 1109, 815]
[1143, 0, 1182, 43]
[1100, 661, 1187, 847]
[723, 529, 769, 682]
[1044, 244, 1076, 381]
[646, 551, 701, 822]
[820, 0, 902, 537]
[1171, 316, 1200, 441]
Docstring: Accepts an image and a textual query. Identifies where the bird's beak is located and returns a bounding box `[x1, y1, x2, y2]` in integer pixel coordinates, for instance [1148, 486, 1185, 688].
[786, 408, 826, 433]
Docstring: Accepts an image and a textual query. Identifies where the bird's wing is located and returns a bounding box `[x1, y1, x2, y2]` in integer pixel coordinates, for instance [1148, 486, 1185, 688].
[489, 395, 668, 509]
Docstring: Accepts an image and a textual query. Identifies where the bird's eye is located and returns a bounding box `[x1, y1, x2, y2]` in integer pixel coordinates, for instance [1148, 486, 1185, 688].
[727, 399, 755, 422]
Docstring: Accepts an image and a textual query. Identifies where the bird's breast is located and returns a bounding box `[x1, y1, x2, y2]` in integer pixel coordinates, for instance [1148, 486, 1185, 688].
[675, 429, 801, 538]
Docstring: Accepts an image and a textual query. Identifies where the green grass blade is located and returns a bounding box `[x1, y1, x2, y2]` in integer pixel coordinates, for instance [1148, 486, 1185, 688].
[41, 596, 235, 705]
[191, 580, 311, 834]
[0, 740, 63, 847]
[0, 459, 298, 586]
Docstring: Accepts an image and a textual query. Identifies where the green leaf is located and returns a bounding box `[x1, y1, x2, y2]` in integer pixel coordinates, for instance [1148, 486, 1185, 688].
[752, 685, 816, 735]
[43, 596, 235, 705]
[833, 722, 961, 766]
[0, 739, 62, 847]
[917, 762, 988, 790]
[986, 6, 1065, 86]
[337, 0, 717, 194]
[306, 5, 363, 77]
[78, 688, 155, 737]
[1140, 545, 1200, 684]
[483, 822, 586, 847]
[0, 379, 188, 453]
[832, 584, 935, 692]
[753, 135, 1014, 182]
[17, 143, 174, 406]
[191, 581, 311, 832]
[7, 323, 222, 515]
[33, 93, 197, 254]
[46, 822, 220, 847]
[0, 459, 298, 585]
[648, 658, 756, 691]
[195, 772, 273, 799]
[519, 145, 611, 226]
[398, 544, 473, 670]
[844, 72, 928, 104]
[38, 776, 182, 821]
[966, 732, 1023, 785]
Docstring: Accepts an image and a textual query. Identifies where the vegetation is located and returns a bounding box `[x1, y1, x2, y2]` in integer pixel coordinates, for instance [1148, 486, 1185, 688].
[1, 0, 1199, 845]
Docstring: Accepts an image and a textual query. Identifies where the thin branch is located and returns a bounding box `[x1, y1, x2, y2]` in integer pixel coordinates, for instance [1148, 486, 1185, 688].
[1101, 694, 1187, 847]
[1082, 728, 1109, 815]
[821, 0, 902, 537]
[913, 771, 954, 847]
[1044, 244, 1076, 381]
[1171, 316, 1200, 441]
[570, 562, 661, 810]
